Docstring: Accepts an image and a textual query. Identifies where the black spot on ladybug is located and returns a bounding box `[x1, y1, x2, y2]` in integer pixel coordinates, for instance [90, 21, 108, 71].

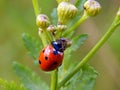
[45, 56, 48, 60]
[53, 62, 58, 65]
[39, 60, 41, 64]
[43, 50, 45, 53]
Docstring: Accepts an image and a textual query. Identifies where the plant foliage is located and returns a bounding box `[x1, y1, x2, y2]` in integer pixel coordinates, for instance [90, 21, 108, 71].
[12, 62, 49, 90]
[0, 78, 25, 90]
[63, 34, 88, 69]
[22, 33, 42, 60]
[61, 64, 98, 90]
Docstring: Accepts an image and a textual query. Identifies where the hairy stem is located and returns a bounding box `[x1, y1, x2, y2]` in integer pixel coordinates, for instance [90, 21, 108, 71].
[32, 0, 50, 46]
[63, 11, 89, 37]
[39, 31, 48, 46]
[32, 0, 58, 90]
[44, 29, 53, 43]
[32, 0, 40, 16]
[58, 10, 120, 88]
[50, 69, 58, 90]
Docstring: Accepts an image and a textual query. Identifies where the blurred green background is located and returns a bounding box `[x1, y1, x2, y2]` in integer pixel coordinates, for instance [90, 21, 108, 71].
[0, 0, 120, 90]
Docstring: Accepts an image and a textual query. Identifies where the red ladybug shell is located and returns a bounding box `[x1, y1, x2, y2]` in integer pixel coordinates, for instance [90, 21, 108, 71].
[39, 45, 64, 71]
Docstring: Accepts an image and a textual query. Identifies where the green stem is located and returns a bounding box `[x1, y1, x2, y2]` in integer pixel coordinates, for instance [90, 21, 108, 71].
[39, 30, 48, 46]
[32, 0, 40, 16]
[44, 29, 53, 43]
[50, 69, 58, 90]
[63, 11, 89, 37]
[58, 12, 120, 88]
[32, 0, 58, 90]
[32, 0, 50, 46]
[55, 29, 63, 40]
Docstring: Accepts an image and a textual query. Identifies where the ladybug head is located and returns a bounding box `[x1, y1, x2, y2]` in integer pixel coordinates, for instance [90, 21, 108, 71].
[52, 38, 72, 52]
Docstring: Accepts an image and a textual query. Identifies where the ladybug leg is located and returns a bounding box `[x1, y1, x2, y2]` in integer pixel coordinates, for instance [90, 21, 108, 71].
[39, 60, 41, 64]
[42, 49, 45, 52]
[53, 62, 58, 65]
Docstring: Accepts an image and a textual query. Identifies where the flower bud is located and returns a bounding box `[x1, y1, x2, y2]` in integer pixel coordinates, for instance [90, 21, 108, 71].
[36, 14, 50, 28]
[117, 7, 120, 18]
[47, 25, 57, 32]
[57, 24, 67, 31]
[38, 28, 43, 35]
[57, 2, 78, 24]
[84, 0, 101, 16]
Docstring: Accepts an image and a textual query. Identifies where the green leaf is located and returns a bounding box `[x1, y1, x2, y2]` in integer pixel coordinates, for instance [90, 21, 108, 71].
[51, 8, 58, 25]
[12, 62, 49, 90]
[75, 0, 87, 14]
[78, 64, 98, 90]
[63, 34, 88, 69]
[22, 33, 43, 60]
[70, 34, 88, 51]
[61, 64, 98, 90]
[0, 78, 25, 90]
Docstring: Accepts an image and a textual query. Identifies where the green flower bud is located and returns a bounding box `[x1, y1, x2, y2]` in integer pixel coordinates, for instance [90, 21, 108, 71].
[117, 7, 120, 18]
[56, 0, 68, 4]
[84, 0, 101, 16]
[36, 14, 50, 28]
[47, 25, 57, 32]
[38, 28, 43, 35]
[57, 2, 78, 24]
[57, 24, 67, 31]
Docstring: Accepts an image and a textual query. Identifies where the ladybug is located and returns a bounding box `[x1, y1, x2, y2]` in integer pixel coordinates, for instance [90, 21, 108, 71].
[39, 45, 64, 71]
[38, 38, 72, 71]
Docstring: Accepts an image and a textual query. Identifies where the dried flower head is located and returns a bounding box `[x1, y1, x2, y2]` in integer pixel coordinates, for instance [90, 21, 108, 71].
[47, 25, 57, 32]
[36, 14, 50, 28]
[84, 0, 101, 16]
[57, 2, 78, 24]
[57, 24, 67, 31]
